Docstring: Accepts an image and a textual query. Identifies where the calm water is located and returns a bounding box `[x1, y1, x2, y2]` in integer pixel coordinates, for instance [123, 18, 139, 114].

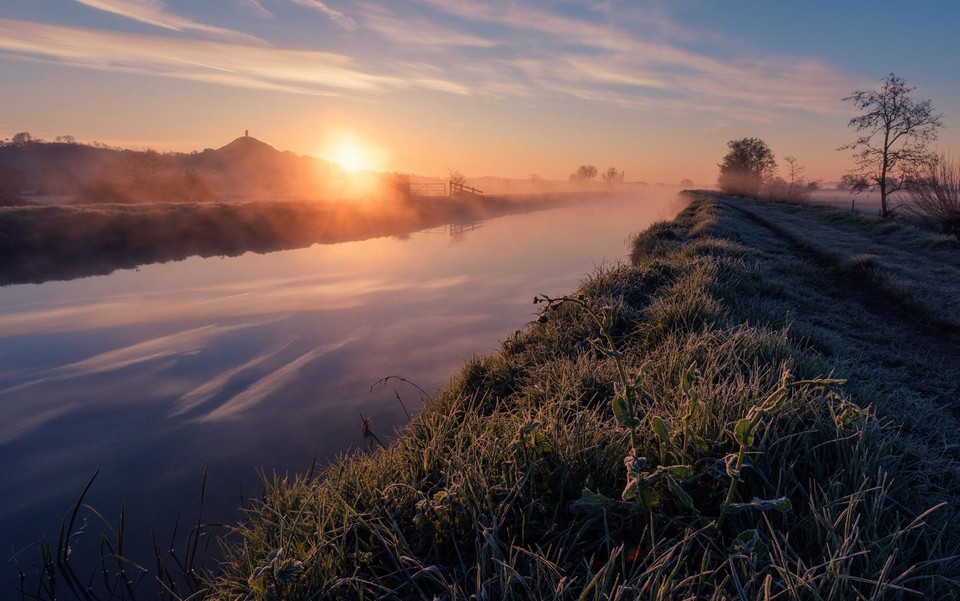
[0, 190, 685, 589]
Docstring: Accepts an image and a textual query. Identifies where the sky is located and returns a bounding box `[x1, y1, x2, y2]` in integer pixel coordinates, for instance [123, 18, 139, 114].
[1, 1, 958, 184]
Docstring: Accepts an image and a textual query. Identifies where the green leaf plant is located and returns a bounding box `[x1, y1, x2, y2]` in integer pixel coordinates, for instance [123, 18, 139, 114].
[536, 294, 845, 539]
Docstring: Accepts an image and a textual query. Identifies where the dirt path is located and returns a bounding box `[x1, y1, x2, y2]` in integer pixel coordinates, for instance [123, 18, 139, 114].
[715, 194, 960, 366]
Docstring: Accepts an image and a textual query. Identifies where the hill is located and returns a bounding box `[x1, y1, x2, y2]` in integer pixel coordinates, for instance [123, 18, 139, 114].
[0, 135, 340, 204]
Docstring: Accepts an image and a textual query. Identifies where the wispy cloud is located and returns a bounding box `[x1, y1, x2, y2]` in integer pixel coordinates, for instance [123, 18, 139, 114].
[0, 321, 267, 444]
[197, 336, 361, 422]
[361, 4, 494, 48]
[236, 0, 274, 19]
[391, 0, 853, 118]
[289, 0, 358, 30]
[1, 2, 859, 121]
[0, 272, 469, 338]
[0, 18, 404, 95]
[0, 322, 262, 399]
[10, 324, 239, 386]
[0, 403, 79, 446]
[73, 0, 265, 44]
[169, 337, 298, 417]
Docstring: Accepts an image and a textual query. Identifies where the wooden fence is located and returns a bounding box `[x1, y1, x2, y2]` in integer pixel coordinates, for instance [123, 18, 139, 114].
[410, 182, 447, 196]
[449, 181, 483, 196]
[408, 181, 484, 197]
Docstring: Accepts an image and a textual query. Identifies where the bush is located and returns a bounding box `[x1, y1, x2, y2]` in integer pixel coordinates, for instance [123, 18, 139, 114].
[905, 154, 960, 235]
[761, 156, 812, 204]
[762, 177, 812, 204]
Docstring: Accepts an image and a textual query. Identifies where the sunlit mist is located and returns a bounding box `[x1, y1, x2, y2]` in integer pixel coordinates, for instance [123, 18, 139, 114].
[319, 132, 384, 174]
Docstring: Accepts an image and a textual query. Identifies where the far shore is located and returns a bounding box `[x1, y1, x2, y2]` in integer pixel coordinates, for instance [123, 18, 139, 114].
[0, 191, 622, 286]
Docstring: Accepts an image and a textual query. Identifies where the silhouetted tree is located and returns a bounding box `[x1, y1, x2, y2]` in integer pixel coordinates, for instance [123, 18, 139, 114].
[602, 166, 624, 184]
[840, 73, 943, 217]
[570, 165, 598, 181]
[11, 132, 32, 146]
[680, 178, 694, 188]
[718, 137, 776, 198]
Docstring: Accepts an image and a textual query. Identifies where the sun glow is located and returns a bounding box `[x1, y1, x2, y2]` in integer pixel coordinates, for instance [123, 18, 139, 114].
[321, 132, 382, 173]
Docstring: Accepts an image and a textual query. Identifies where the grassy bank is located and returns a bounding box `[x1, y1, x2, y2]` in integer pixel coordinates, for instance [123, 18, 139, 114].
[204, 191, 960, 599]
[197, 193, 960, 597]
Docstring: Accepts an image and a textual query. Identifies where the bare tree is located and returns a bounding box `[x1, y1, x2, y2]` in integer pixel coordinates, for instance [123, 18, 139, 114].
[570, 165, 598, 181]
[762, 156, 813, 204]
[601, 166, 624, 184]
[718, 137, 776, 198]
[840, 73, 943, 217]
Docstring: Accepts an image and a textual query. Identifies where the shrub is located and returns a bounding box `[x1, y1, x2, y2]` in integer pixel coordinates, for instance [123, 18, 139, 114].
[761, 156, 812, 204]
[905, 153, 960, 235]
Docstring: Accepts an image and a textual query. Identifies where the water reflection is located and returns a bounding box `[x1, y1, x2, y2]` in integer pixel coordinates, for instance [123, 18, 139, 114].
[0, 190, 686, 592]
[0, 194, 573, 286]
[421, 221, 484, 244]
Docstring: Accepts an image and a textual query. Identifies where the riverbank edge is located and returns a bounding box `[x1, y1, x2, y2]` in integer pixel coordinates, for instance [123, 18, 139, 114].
[208, 191, 960, 599]
[0, 191, 598, 286]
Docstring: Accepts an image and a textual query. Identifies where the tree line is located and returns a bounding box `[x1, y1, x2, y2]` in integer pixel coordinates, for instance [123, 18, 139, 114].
[569, 165, 625, 184]
[718, 73, 956, 234]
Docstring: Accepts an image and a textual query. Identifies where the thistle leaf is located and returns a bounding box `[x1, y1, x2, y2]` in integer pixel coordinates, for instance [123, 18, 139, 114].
[612, 394, 638, 427]
[732, 529, 768, 558]
[570, 487, 614, 514]
[751, 496, 792, 513]
[734, 418, 755, 446]
[664, 474, 695, 510]
[651, 416, 671, 444]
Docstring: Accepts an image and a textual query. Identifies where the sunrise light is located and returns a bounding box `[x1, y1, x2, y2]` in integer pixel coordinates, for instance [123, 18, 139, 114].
[320, 132, 382, 173]
[5, 3, 960, 598]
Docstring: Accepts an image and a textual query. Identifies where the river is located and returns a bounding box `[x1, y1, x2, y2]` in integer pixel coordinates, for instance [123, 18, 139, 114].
[0, 189, 685, 592]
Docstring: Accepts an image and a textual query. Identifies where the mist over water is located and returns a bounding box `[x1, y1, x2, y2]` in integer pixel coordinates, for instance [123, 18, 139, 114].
[0, 189, 686, 590]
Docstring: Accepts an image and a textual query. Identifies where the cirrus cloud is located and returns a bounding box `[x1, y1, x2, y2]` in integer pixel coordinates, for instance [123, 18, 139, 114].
[73, 0, 266, 44]
[0, 18, 403, 95]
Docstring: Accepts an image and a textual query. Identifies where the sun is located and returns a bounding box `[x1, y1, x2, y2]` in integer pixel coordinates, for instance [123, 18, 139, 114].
[332, 140, 368, 172]
[322, 133, 378, 173]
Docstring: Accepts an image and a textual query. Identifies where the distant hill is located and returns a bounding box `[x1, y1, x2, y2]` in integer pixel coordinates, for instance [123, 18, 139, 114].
[0, 135, 341, 204]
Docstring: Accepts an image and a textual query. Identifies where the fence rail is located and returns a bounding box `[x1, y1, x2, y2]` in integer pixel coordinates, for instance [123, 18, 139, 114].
[410, 182, 447, 196]
[408, 181, 484, 197]
[450, 181, 483, 196]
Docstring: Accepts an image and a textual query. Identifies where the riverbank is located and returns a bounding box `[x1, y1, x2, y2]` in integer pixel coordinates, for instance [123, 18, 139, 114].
[0, 192, 587, 285]
[199, 191, 960, 599]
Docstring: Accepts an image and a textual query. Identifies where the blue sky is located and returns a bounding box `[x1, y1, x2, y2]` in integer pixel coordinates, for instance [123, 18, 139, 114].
[1, 1, 957, 183]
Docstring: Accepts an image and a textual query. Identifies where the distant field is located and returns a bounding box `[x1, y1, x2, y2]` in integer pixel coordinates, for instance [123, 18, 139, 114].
[808, 189, 884, 213]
